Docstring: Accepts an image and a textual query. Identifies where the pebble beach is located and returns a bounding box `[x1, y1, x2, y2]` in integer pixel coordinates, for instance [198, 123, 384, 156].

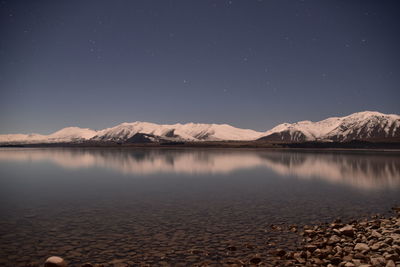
[8, 208, 400, 267]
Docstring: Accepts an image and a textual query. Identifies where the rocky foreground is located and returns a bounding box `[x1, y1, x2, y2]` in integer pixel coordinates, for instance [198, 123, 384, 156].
[279, 210, 400, 267]
[32, 209, 400, 267]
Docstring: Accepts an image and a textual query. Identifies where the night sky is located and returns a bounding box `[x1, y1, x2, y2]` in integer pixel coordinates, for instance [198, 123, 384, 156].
[1, 0, 399, 134]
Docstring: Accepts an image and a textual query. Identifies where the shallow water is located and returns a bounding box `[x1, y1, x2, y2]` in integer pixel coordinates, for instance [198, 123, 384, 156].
[0, 148, 399, 266]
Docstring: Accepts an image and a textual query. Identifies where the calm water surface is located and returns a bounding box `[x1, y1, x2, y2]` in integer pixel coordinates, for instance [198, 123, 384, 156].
[0, 148, 399, 266]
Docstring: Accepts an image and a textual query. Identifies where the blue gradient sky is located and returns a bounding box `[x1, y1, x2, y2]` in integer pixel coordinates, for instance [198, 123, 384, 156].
[1, 0, 399, 134]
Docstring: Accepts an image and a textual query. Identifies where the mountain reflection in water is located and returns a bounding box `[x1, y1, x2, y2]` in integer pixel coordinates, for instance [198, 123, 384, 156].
[0, 148, 399, 190]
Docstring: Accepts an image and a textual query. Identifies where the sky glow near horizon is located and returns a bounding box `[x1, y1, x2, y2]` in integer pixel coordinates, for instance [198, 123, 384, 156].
[0, 0, 399, 134]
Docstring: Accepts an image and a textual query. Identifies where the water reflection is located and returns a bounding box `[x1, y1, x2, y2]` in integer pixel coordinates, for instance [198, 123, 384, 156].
[0, 148, 399, 190]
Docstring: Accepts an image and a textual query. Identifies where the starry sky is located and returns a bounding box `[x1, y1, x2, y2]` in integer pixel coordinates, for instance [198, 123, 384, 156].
[0, 0, 399, 134]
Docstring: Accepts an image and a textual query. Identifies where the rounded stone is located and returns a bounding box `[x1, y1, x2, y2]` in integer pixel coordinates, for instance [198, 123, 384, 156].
[44, 256, 67, 267]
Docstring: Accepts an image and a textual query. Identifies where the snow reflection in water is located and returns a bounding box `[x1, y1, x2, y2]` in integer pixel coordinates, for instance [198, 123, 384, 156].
[0, 148, 399, 190]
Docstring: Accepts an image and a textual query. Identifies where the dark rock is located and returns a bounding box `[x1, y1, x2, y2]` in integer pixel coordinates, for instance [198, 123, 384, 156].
[330, 257, 342, 265]
[274, 249, 286, 257]
[227, 246, 237, 251]
[249, 257, 262, 264]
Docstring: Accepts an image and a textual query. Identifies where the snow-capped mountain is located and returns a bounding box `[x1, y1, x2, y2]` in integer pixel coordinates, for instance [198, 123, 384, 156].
[0, 123, 264, 144]
[259, 111, 400, 142]
[1, 111, 399, 145]
[92, 122, 264, 142]
[0, 127, 97, 144]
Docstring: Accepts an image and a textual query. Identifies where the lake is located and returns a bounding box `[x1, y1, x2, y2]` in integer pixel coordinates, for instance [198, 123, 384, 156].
[0, 148, 399, 266]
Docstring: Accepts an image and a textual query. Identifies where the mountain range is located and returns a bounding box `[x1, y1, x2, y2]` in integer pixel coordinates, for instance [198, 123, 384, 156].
[1, 111, 399, 145]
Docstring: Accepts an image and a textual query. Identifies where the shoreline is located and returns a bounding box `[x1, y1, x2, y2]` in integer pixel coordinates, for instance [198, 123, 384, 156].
[23, 208, 400, 267]
[2, 142, 400, 152]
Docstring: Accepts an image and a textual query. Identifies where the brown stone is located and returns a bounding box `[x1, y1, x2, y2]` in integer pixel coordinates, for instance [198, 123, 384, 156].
[385, 260, 395, 267]
[354, 243, 369, 252]
[339, 225, 355, 237]
[369, 257, 386, 266]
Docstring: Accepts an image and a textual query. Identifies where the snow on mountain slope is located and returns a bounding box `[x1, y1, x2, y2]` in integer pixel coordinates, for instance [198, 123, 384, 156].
[262, 117, 343, 142]
[0, 127, 97, 144]
[1, 111, 399, 144]
[259, 111, 400, 142]
[0, 133, 47, 144]
[92, 122, 264, 142]
[325, 111, 400, 141]
[46, 127, 97, 142]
